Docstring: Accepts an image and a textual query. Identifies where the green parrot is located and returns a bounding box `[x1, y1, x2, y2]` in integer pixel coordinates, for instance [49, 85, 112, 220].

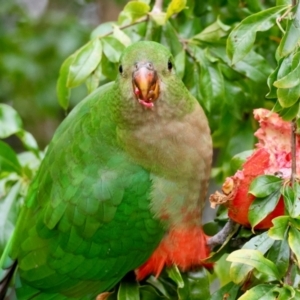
[0, 41, 212, 299]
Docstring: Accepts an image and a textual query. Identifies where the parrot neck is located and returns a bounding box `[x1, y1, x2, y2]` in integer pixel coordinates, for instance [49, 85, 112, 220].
[115, 100, 212, 227]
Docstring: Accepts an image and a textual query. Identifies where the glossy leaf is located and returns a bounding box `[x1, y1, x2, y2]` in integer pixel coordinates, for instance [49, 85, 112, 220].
[230, 232, 274, 284]
[278, 16, 300, 58]
[230, 150, 253, 174]
[67, 39, 102, 88]
[102, 37, 125, 63]
[249, 175, 282, 198]
[174, 49, 185, 79]
[166, 0, 186, 20]
[276, 285, 294, 300]
[238, 284, 279, 300]
[274, 52, 300, 88]
[193, 47, 224, 112]
[0, 141, 22, 175]
[178, 269, 210, 300]
[85, 63, 102, 94]
[227, 5, 288, 64]
[113, 25, 131, 47]
[227, 249, 281, 280]
[268, 216, 290, 240]
[120, 1, 150, 24]
[0, 104, 23, 138]
[56, 53, 75, 110]
[210, 281, 240, 300]
[16, 130, 39, 154]
[192, 18, 230, 43]
[267, 239, 290, 278]
[232, 50, 273, 82]
[91, 22, 114, 39]
[117, 280, 139, 300]
[288, 226, 300, 265]
[248, 189, 281, 229]
[166, 265, 184, 288]
[139, 285, 165, 300]
[0, 182, 21, 252]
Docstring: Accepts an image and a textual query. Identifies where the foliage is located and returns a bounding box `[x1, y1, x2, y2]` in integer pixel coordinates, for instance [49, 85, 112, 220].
[2, 0, 300, 299]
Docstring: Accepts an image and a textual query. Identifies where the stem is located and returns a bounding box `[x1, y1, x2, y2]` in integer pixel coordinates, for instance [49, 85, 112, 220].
[207, 219, 238, 250]
[98, 17, 148, 39]
[152, 0, 163, 13]
[285, 252, 294, 285]
[290, 120, 297, 184]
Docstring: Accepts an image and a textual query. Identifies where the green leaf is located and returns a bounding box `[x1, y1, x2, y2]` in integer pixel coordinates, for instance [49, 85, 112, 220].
[277, 286, 294, 300]
[0, 141, 22, 175]
[102, 36, 125, 63]
[0, 104, 23, 138]
[230, 150, 253, 173]
[56, 54, 75, 110]
[282, 184, 296, 217]
[192, 18, 230, 43]
[232, 50, 273, 82]
[146, 276, 171, 298]
[174, 49, 185, 79]
[275, 52, 300, 108]
[178, 270, 210, 300]
[248, 189, 282, 229]
[91, 22, 114, 39]
[267, 240, 290, 279]
[166, 265, 184, 288]
[150, 11, 167, 26]
[67, 39, 102, 88]
[278, 16, 300, 58]
[288, 226, 300, 265]
[119, 1, 150, 24]
[279, 102, 300, 121]
[16, 130, 39, 154]
[139, 285, 165, 300]
[249, 175, 283, 198]
[117, 280, 139, 300]
[230, 232, 274, 284]
[277, 83, 300, 108]
[227, 249, 281, 281]
[85, 63, 102, 94]
[193, 47, 224, 112]
[113, 25, 131, 47]
[210, 281, 240, 300]
[166, 0, 187, 20]
[238, 284, 279, 300]
[227, 5, 288, 64]
[268, 216, 290, 240]
[0, 182, 21, 253]
[274, 52, 300, 88]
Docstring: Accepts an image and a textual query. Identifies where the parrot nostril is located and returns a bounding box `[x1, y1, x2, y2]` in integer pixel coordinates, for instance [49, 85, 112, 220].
[147, 63, 153, 69]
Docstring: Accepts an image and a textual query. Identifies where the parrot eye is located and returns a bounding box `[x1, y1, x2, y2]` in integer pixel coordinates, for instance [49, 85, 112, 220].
[119, 65, 123, 74]
[167, 60, 173, 71]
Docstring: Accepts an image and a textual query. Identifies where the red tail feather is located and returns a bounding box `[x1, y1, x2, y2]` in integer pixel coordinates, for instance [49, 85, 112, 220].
[135, 226, 212, 280]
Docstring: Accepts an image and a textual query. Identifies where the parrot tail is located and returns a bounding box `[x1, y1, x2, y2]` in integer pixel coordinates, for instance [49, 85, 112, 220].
[135, 226, 213, 280]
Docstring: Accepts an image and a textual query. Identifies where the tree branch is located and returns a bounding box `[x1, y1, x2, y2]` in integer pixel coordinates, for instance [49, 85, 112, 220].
[208, 219, 239, 250]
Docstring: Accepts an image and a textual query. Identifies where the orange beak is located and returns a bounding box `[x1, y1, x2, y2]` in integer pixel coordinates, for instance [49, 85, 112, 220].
[132, 62, 159, 108]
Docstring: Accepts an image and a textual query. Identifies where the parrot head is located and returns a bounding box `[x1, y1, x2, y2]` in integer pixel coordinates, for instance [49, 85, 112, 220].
[116, 41, 176, 109]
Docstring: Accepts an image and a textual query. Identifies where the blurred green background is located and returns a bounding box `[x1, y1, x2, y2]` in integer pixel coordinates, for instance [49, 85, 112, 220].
[0, 0, 127, 149]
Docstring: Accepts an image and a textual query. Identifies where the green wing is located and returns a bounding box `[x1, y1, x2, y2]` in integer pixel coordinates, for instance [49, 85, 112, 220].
[8, 83, 164, 299]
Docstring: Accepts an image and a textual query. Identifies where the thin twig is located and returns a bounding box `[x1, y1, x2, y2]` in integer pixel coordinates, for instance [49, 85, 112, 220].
[290, 120, 297, 184]
[97, 17, 148, 39]
[152, 0, 163, 13]
[208, 219, 238, 250]
[285, 252, 294, 286]
[97, 0, 165, 39]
